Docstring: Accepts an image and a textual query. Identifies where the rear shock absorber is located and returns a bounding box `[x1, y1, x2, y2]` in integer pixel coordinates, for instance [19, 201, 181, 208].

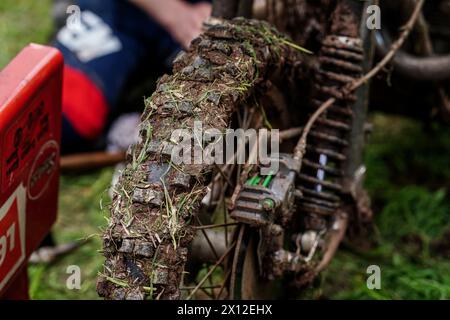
[297, 34, 364, 229]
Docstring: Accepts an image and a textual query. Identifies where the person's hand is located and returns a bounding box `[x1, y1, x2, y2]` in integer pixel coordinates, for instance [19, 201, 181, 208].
[163, 2, 212, 49]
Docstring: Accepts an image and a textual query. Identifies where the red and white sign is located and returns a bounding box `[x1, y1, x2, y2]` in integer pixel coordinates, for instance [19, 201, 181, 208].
[0, 44, 62, 298]
[0, 185, 26, 292]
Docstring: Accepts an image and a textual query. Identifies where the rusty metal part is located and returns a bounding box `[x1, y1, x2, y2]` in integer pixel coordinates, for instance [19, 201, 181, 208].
[314, 211, 348, 273]
[289, 211, 348, 288]
[228, 2, 373, 284]
[297, 34, 363, 223]
[343, 0, 375, 192]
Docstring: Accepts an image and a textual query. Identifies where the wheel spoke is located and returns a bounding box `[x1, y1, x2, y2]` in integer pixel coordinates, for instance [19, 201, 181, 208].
[196, 216, 220, 260]
[229, 225, 246, 299]
[187, 241, 237, 300]
[217, 268, 232, 299]
[193, 222, 239, 230]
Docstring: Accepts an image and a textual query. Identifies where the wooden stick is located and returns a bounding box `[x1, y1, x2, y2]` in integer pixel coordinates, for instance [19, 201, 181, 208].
[60, 151, 126, 171]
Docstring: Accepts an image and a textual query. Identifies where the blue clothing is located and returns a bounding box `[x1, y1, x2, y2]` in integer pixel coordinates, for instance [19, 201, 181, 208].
[54, 0, 208, 153]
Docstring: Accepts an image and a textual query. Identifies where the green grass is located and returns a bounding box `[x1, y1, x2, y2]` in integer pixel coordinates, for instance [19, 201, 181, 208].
[1, 1, 449, 300]
[0, 0, 54, 68]
[28, 169, 113, 300]
[320, 115, 450, 300]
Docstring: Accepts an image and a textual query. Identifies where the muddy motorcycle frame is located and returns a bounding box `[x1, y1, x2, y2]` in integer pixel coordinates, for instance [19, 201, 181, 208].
[213, 0, 374, 182]
[213, 0, 375, 280]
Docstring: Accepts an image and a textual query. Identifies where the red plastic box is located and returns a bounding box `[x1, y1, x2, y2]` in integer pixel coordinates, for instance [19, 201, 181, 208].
[0, 44, 63, 299]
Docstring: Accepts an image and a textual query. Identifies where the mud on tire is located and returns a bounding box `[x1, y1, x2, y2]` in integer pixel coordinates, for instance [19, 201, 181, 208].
[96, 18, 303, 300]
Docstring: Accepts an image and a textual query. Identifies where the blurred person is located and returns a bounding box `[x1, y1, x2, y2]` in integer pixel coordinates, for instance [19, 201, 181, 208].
[54, 0, 211, 154]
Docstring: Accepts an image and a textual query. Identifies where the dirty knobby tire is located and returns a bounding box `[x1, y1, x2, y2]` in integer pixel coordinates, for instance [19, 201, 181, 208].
[97, 18, 303, 300]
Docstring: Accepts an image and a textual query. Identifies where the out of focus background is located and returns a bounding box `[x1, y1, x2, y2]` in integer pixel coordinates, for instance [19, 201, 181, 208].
[1, 0, 449, 299]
